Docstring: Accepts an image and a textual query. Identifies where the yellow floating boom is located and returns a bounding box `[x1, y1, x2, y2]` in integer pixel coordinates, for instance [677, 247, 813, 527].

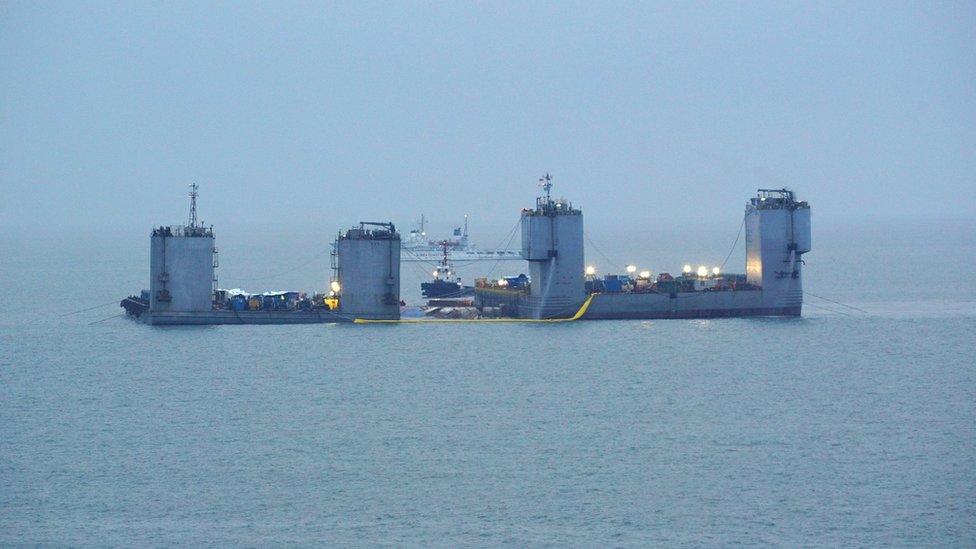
[353, 294, 596, 324]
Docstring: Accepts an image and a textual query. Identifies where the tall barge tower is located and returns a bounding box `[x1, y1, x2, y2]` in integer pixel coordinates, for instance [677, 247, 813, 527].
[745, 189, 812, 314]
[519, 174, 585, 319]
[334, 222, 401, 321]
[149, 183, 217, 315]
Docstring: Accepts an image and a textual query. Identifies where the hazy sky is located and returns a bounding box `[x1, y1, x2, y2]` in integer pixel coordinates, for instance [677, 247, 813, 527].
[2, 1, 973, 237]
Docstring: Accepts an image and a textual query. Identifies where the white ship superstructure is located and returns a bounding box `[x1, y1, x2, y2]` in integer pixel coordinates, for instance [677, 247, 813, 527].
[401, 214, 521, 262]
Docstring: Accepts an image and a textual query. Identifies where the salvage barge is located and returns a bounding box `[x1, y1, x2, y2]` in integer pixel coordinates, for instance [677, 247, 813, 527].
[123, 179, 810, 325]
[121, 185, 401, 325]
[473, 181, 811, 320]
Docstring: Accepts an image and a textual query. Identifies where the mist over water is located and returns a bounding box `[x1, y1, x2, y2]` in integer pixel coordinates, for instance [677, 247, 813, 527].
[2, 3, 975, 235]
[2, 1, 975, 544]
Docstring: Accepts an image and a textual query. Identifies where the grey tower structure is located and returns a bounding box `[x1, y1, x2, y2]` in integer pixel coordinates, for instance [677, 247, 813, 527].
[745, 189, 811, 314]
[519, 174, 585, 318]
[476, 186, 811, 319]
[149, 184, 216, 314]
[335, 222, 401, 320]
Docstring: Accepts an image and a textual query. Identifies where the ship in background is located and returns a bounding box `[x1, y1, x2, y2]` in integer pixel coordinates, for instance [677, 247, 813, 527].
[401, 214, 521, 262]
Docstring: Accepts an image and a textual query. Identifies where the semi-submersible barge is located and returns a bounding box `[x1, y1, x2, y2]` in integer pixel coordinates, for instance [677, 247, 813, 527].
[475, 181, 810, 319]
[121, 185, 401, 325]
[121, 180, 810, 324]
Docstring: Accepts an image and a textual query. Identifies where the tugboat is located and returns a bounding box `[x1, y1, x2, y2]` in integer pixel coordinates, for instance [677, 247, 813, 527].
[421, 241, 474, 300]
[120, 291, 150, 318]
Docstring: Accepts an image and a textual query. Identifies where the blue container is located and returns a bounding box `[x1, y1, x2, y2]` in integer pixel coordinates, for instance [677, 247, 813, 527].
[603, 274, 631, 293]
[504, 274, 529, 289]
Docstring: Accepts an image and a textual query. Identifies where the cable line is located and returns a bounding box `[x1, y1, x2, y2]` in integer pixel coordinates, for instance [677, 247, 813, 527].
[802, 301, 852, 317]
[720, 215, 746, 270]
[482, 218, 522, 279]
[61, 300, 120, 317]
[88, 313, 125, 325]
[584, 231, 621, 271]
[804, 292, 869, 314]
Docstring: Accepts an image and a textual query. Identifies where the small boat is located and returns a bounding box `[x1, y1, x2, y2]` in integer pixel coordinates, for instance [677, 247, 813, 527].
[420, 241, 475, 299]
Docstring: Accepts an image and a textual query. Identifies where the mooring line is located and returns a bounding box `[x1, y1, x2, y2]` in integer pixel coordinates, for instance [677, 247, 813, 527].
[805, 291, 869, 314]
[88, 313, 125, 325]
[61, 300, 120, 317]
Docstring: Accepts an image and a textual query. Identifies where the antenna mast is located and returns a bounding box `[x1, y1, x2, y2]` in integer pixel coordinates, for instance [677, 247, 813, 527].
[539, 173, 553, 205]
[188, 183, 199, 228]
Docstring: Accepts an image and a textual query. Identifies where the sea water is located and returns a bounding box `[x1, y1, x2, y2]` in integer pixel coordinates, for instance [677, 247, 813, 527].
[1, 221, 973, 545]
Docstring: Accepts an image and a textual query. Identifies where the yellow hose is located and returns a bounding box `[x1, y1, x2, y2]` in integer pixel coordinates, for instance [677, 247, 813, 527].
[353, 294, 595, 324]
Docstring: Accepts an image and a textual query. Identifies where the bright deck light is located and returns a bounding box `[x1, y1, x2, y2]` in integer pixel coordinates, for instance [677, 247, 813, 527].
[585, 265, 597, 276]
[639, 270, 651, 279]
[330, 280, 341, 293]
[697, 265, 708, 277]
[712, 267, 720, 275]
[626, 265, 637, 274]
[683, 264, 692, 274]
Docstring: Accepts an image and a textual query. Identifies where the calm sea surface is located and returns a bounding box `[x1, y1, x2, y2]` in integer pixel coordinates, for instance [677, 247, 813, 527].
[1, 221, 974, 546]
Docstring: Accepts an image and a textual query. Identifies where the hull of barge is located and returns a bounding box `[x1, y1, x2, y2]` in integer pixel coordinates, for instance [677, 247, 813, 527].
[580, 290, 801, 319]
[476, 288, 802, 320]
[140, 309, 357, 325]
